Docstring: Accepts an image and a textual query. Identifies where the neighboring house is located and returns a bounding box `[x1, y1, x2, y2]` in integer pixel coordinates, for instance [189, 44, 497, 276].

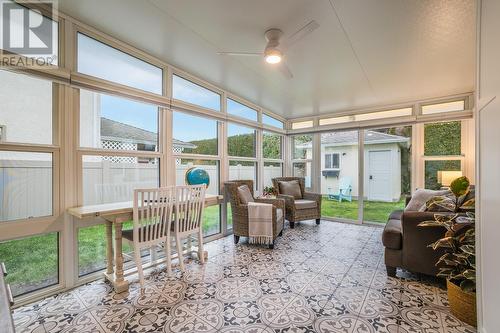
[300, 130, 410, 202]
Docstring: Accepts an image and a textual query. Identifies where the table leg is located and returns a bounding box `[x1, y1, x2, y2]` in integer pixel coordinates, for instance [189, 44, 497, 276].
[113, 218, 129, 293]
[105, 221, 114, 275]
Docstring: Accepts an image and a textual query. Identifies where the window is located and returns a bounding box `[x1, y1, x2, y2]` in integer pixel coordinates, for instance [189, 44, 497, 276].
[175, 159, 219, 196]
[227, 99, 257, 121]
[293, 135, 312, 159]
[0, 233, 59, 296]
[172, 112, 218, 155]
[320, 116, 352, 126]
[424, 121, 461, 156]
[80, 90, 159, 151]
[229, 161, 257, 189]
[422, 100, 465, 115]
[292, 120, 313, 129]
[227, 123, 256, 158]
[263, 132, 282, 159]
[77, 33, 163, 94]
[1, 1, 59, 65]
[172, 75, 220, 111]
[292, 162, 311, 188]
[354, 108, 412, 121]
[0, 151, 53, 222]
[81, 155, 159, 205]
[425, 160, 462, 190]
[263, 162, 282, 188]
[324, 153, 340, 169]
[0, 70, 53, 145]
[78, 224, 108, 276]
[262, 114, 284, 129]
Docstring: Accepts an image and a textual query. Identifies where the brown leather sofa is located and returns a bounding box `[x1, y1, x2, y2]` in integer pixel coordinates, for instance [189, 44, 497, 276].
[382, 197, 447, 277]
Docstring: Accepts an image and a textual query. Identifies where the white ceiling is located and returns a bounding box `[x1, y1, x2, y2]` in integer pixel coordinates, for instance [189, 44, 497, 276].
[59, 0, 476, 119]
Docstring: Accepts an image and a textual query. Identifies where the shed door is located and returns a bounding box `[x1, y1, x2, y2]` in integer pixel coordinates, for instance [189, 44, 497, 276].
[368, 150, 392, 202]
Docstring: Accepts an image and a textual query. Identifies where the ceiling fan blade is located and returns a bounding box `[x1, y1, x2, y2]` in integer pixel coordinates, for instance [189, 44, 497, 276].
[277, 61, 294, 79]
[282, 20, 320, 50]
[217, 51, 262, 56]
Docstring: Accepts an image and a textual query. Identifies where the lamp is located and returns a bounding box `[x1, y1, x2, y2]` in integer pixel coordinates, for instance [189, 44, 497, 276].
[437, 170, 463, 186]
[264, 48, 282, 64]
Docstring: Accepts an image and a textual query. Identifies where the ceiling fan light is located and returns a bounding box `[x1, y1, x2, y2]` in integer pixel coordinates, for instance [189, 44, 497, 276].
[264, 49, 282, 64]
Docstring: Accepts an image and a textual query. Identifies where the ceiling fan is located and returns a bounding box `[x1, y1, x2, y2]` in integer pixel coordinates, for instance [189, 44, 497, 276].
[217, 20, 320, 79]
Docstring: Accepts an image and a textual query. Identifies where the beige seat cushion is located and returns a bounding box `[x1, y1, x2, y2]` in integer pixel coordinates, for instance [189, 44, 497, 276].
[237, 185, 254, 204]
[294, 199, 317, 210]
[279, 180, 302, 199]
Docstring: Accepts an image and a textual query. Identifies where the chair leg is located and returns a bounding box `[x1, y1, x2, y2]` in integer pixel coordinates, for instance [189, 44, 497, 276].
[164, 237, 172, 276]
[234, 235, 240, 244]
[386, 266, 397, 277]
[176, 235, 185, 271]
[268, 241, 274, 250]
[134, 248, 145, 287]
[316, 218, 321, 225]
[289, 222, 295, 229]
[278, 230, 283, 237]
[197, 230, 205, 264]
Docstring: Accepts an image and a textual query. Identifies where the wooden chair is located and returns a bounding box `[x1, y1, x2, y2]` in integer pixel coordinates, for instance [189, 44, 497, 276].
[123, 187, 176, 287]
[172, 185, 207, 271]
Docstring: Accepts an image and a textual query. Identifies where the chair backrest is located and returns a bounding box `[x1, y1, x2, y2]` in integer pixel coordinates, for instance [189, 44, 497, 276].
[224, 180, 254, 208]
[174, 185, 207, 234]
[133, 187, 176, 244]
[272, 177, 306, 196]
[339, 177, 352, 192]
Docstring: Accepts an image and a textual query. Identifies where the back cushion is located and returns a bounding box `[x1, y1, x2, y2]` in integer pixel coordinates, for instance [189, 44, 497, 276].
[237, 185, 254, 204]
[405, 189, 451, 212]
[279, 180, 302, 199]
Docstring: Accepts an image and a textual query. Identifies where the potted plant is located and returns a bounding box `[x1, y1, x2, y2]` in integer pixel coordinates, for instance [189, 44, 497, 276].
[419, 176, 477, 327]
[262, 185, 277, 197]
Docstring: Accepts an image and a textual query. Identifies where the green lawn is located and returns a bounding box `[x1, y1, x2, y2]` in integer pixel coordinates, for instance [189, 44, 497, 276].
[322, 196, 405, 223]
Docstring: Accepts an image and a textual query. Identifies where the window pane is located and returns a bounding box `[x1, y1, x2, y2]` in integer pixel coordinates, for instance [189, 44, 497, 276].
[422, 100, 465, 115]
[172, 75, 220, 111]
[262, 114, 284, 129]
[82, 155, 159, 205]
[77, 33, 163, 94]
[293, 135, 312, 159]
[320, 116, 352, 126]
[263, 132, 282, 159]
[80, 90, 158, 151]
[292, 120, 313, 129]
[320, 130, 358, 221]
[229, 160, 257, 190]
[202, 205, 221, 237]
[227, 99, 257, 121]
[292, 162, 311, 188]
[263, 162, 282, 188]
[355, 108, 412, 121]
[0, 70, 52, 144]
[78, 224, 107, 276]
[0, 151, 52, 222]
[424, 121, 461, 156]
[172, 112, 218, 155]
[425, 160, 461, 190]
[228, 124, 256, 158]
[363, 127, 412, 223]
[0, 233, 58, 296]
[1, 1, 59, 65]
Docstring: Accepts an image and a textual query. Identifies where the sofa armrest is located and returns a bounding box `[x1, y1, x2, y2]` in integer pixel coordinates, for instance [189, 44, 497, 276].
[405, 195, 412, 207]
[255, 198, 285, 211]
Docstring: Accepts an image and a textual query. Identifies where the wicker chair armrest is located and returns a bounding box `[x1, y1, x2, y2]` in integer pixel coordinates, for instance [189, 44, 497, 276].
[303, 192, 322, 205]
[255, 198, 285, 211]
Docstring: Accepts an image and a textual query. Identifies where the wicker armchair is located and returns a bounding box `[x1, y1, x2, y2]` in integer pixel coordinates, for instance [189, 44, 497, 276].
[224, 180, 285, 248]
[272, 177, 322, 228]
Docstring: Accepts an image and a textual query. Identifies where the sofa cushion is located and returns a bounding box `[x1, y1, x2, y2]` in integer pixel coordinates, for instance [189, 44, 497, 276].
[237, 185, 254, 204]
[382, 219, 402, 250]
[294, 199, 317, 210]
[388, 210, 403, 220]
[279, 180, 302, 199]
[405, 189, 451, 212]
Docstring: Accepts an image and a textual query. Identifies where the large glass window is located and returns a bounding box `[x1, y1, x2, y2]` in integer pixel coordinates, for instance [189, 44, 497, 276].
[229, 161, 257, 189]
[82, 155, 159, 205]
[263, 132, 282, 159]
[227, 99, 257, 121]
[77, 33, 163, 94]
[0, 70, 52, 145]
[263, 162, 282, 188]
[262, 114, 284, 129]
[172, 112, 218, 155]
[424, 121, 461, 156]
[425, 160, 462, 190]
[227, 124, 256, 158]
[320, 131, 359, 221]
[0, 151, 53, 222]
[422, 100, 465, 115]
[80, 90, 159, 151]
[0, 233, 58, 296]
[363, 127, 412, 223]
[292, 135, 313, 188]
[172, 75, 220, 111]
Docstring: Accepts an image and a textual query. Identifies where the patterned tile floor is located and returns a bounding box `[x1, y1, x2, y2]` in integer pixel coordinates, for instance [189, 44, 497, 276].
[14, 220, 477, 333]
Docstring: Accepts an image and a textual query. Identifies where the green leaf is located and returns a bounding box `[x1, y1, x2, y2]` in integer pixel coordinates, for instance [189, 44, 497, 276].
[431, 237, 455, 250]
[460, 280, 476, 293]
[462, 269, 476, 280]
[418, 221, 445, 228]
[460, 244, 475, 255]
[450, 176, 470, 197]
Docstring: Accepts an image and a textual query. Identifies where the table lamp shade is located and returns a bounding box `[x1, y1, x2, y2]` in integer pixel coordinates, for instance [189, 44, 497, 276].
[438, 170, 463, 186]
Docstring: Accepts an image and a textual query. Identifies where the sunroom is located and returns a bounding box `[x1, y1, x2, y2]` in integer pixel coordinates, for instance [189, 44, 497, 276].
[0, 1, 498, 332]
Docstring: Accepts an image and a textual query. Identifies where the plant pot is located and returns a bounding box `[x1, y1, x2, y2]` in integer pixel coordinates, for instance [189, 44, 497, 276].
[447, 279, 477, 327]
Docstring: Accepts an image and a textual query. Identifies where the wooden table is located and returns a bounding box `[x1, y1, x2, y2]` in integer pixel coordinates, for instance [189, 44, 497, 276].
[68, 194, 222, 293]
